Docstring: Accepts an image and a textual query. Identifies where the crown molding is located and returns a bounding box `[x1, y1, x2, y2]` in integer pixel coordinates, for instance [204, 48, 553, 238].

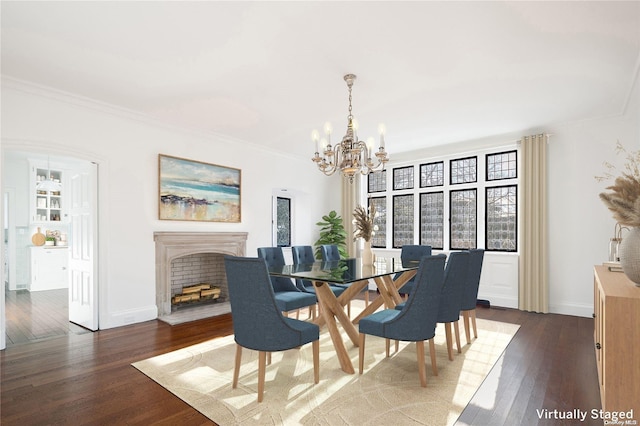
[1, 75, 306, 162]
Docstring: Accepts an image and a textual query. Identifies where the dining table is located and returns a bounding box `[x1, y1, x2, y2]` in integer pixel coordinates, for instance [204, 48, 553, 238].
[268, 257, 420, 374]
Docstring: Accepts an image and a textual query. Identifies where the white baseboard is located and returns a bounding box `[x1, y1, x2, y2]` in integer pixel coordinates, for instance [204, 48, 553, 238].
[101, 305, 158, 329]
[476, 292, 518, 309]
[549, 302, 594, 318]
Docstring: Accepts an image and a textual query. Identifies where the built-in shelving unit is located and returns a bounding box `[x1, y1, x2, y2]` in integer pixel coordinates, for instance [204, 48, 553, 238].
[31, 162, 65, 223]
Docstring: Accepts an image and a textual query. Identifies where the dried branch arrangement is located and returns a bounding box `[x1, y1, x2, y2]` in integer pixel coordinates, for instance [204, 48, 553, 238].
[353, 204, 377, 242]
[597, 142, 640, 227]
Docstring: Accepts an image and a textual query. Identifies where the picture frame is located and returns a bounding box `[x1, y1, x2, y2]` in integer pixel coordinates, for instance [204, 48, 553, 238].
[158, 154, 241, 222]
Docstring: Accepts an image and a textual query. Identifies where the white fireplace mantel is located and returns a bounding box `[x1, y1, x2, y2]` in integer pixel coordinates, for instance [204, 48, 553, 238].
[154, 232, 248, 317]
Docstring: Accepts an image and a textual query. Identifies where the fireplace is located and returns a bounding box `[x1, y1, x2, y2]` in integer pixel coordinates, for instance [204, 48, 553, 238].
[154, 232, 247, 318]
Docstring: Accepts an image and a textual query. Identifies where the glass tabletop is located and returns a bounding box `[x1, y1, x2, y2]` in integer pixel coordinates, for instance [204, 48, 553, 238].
[267, 257, 420, 284]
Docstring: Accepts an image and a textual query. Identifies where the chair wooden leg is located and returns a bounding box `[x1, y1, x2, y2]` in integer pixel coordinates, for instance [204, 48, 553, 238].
[347, 301, 351, 319]
[233, 344, 242, 389]
[471, 309, 478, 338]
[395, 339, 399, 354]
[416, 340, 427, 387]
[258, 351, 267, 403]
[266, 352, 272, 365]
[295, 309, 300, 320]
[445, 323, 454, 361]
[358, 333, 366, 374]
[385, 339, 390, 358]
[462, 310, 471, 345]
[365, 289, 369, 306]
[429, 339, 438, 376]
[454, 320, 462, 353]
[312, 340, 320, 384]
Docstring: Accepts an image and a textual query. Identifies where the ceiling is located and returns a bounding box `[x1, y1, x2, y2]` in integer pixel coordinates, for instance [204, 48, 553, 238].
[2, 1, 639, 159]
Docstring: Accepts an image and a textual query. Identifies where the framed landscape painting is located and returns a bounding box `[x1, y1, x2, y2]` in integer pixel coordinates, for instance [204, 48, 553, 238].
[159, 154, 241, 222]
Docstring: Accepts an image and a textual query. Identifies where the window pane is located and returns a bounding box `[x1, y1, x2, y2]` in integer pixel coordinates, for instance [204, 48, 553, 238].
[393, 194, 414, 248]
[487, 150, 517, 180]
[420, 162, 444, 187]
[450, 189, 476, 249]
[450, 157, 477, 185]
[276, 197, 291, 247]
[369, 197, 386, 248]
[368, 170, 386, 193]
[420, 192, 444, 249]
[486, 186, 517, 251]
[393, 166, 414, 190]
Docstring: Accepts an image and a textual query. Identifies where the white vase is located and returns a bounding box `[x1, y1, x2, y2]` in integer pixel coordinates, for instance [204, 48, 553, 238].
[362, 240, 375, 266]
[619, 227, 640, 286]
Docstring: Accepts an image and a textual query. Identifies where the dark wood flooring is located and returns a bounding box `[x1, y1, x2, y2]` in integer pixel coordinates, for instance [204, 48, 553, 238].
[1, 293, 603, 425]
[4, 288, 90, 346]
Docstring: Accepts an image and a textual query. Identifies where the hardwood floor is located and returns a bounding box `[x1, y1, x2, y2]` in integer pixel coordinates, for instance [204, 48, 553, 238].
[4, 288, 90, 346]
[1, 293, 602, 425]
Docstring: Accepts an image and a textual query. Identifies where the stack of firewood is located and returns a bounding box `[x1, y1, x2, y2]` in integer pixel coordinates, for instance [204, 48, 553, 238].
[172, 283, 221, 304]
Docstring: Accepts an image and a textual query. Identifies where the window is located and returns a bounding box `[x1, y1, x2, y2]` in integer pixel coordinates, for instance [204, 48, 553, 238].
[369, 197, 387, 248]
[419, 192, 444, 249]
[420, 161, 444, 187]
[368, 170, 386, 193]
[376, 147, 517, 252]
[450, 189, 477, 249]
[487, 150, 517, 181]
[450, 156, 477, 185]
[486, 185, 517, 251]
[275, 197, 291, 247]
[393, 194, 414, 248]
[393, 166, 414, 190]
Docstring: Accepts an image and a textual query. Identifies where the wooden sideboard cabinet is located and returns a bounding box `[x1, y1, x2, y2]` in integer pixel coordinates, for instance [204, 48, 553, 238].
[593, 265, 640, 415]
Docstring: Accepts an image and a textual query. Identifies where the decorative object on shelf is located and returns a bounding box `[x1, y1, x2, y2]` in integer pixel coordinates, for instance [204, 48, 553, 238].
[608, 223, 623, 262]
[596, 141, 640, 285]
[36, 156, 62, 192]
[353, 204, 378, 266]
[158, 154, 241, 222]
[311, 74, 389, 182]
[313, 211, 348, 260]
[31, 227, 45, 246]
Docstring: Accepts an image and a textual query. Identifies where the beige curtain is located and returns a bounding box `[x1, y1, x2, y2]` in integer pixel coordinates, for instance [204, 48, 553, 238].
[519, 134, 549, 313]
[342, 175, 358, 257]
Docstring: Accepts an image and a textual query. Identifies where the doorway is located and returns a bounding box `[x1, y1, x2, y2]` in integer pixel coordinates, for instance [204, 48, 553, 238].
[2, 149, 98, 347]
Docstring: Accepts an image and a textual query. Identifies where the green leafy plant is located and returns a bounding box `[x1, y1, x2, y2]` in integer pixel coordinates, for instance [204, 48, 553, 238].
[313, 210, 348, 259]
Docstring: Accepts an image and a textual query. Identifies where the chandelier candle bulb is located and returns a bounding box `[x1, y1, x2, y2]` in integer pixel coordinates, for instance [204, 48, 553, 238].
[378, 123, 386, 148]
[324, 122, 332, 145]
[311, 129, 320, 153]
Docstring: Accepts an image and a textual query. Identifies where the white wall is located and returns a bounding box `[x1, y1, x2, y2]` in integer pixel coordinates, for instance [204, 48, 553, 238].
[546, 74, 639, 317]
[1, 79, 340, 331]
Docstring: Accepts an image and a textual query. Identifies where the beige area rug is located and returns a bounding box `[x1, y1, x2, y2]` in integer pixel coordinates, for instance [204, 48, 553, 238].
[133, 301, 519, 425]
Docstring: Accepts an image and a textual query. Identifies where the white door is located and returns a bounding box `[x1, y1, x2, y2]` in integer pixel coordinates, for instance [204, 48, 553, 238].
[68, 163, 98, 330]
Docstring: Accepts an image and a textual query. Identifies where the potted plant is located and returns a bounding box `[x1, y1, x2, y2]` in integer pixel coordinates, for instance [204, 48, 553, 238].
[45, 236, 56, 246]
[313, 210, 348, 259]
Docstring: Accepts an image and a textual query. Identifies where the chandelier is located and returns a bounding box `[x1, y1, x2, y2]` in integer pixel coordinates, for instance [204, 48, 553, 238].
[311, 74, 389, 182]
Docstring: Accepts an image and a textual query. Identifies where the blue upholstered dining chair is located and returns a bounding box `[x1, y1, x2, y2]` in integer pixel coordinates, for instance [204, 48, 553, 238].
[460, 249, 485, 345]
[437, 251, 470, 360]
[358, 254, 447, 387]
[320, 244, 368, 316]
[291, 245, 346, 299]
[257, 247, 317, 318]
[320, 244, 341, 262]
[396, 245, 432, 299]
[224, 256, 320, 403]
